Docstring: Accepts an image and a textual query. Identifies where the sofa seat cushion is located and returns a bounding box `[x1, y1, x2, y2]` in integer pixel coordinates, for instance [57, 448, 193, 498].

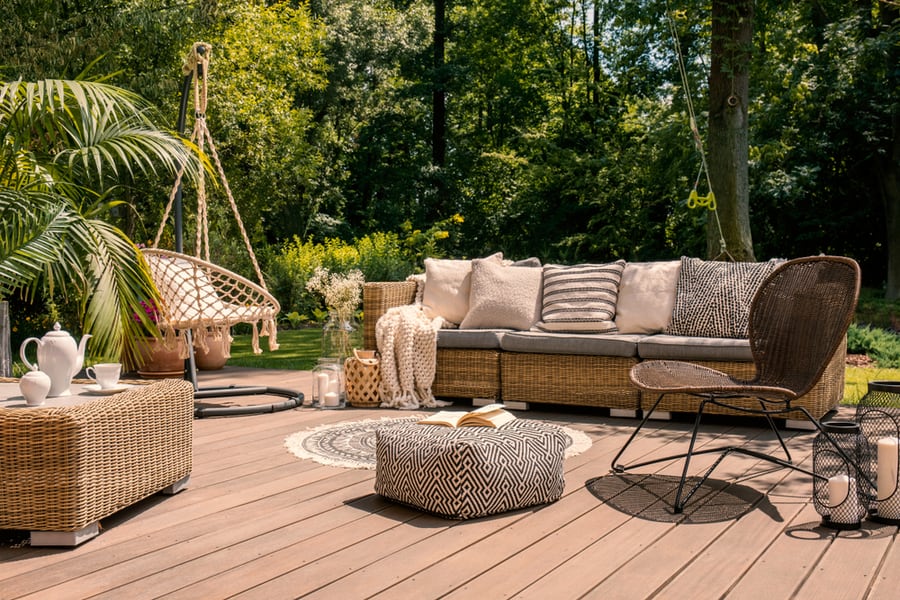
[637, 334, 752, 362]
[437, 329, 507, 350]
[500, 331, 642, 358]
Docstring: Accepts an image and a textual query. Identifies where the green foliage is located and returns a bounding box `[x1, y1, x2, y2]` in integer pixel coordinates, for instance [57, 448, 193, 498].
[0, 78, 202, 365]
[848, 324, 900, 369]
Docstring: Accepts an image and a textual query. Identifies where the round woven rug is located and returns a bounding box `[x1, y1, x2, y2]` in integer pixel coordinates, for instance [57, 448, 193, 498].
[284, 415, 592, 470]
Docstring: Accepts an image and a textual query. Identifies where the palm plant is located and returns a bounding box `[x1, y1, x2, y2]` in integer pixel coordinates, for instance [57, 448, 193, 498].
[0, 78, 202, 365]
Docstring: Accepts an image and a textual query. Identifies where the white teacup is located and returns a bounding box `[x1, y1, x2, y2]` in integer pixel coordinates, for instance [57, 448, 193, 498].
[86, 362, 122, 389]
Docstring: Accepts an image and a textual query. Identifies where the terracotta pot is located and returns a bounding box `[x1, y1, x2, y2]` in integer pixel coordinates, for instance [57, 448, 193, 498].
[194, 335, 229, 371]
[137, 336, 186, 378]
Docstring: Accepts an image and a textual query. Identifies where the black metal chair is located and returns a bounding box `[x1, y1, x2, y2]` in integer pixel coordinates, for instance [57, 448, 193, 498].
[611, 256, 862, 513]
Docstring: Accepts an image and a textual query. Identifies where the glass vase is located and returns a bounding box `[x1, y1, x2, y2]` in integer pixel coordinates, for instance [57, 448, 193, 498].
[321, 309, 362, 362]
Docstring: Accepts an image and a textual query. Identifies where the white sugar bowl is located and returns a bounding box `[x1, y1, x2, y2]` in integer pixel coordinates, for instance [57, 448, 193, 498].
[19, 370, 52, 406]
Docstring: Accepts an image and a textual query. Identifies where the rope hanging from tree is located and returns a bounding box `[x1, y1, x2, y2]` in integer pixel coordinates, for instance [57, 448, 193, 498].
[665, 4, 731, 260]
[155, 42, 268, 287]
[146, 42, 280, 356]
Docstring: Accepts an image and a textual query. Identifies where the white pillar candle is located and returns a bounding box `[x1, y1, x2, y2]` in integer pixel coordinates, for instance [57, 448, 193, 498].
[877, 437, 900, 519]
[328, 375, 341, 395]
[323, 392, 340, 407]
[828, 474, 860, 525]
[316, 373, 330, 402]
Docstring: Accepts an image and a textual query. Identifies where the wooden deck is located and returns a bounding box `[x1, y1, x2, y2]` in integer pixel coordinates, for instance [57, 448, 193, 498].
[2, 367, 898, 599]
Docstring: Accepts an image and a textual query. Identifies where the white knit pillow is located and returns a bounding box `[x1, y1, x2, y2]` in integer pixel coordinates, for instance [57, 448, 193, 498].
[460, 259, 543, 330]
[422, 253, 502, 325]
[535, 260, 626, 333]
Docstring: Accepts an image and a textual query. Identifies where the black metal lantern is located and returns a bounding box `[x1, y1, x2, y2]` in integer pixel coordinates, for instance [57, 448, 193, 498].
[855, 381, 900, 524]
[812, 420, 871, 530]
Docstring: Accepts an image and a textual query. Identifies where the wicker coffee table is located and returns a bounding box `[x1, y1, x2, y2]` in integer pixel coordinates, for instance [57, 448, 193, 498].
[0, 378, 193, 546]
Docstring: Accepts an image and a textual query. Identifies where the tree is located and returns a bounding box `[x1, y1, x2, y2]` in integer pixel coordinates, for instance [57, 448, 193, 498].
[0, 79, 202, 364]
[706, 0, 755, 260]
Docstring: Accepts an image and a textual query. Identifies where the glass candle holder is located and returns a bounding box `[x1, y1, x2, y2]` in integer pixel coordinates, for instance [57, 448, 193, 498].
[312, 357, 344, 409]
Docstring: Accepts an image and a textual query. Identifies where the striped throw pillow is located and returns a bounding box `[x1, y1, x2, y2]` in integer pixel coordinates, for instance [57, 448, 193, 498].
[536, 261, 626, 333]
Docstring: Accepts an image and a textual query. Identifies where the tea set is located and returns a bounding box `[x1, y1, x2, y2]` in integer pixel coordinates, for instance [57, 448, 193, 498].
[16, 322, 124, 406]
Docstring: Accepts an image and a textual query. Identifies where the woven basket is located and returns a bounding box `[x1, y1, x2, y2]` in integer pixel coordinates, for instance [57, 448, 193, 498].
[344, 349, 382, 407]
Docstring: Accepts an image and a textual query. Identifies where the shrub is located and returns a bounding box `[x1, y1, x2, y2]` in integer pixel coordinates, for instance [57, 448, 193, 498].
[269, 233, 416, 323]
[848, 324, 900, 368]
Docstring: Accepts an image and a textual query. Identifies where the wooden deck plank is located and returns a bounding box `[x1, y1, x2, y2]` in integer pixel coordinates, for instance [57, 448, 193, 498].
[866, 534, 900, 599]
[793, 524, 896, 600]
[724, 502, 837, 599]
[514, 428, 808, 599]
[0, 368, 889, 599]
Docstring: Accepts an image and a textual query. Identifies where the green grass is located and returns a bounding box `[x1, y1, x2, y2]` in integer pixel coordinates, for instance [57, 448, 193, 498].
[844, 365, 900, 405]
[227, 328, 321, 371]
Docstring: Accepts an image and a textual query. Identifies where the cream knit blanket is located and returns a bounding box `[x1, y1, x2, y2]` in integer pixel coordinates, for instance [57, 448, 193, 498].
[376, 305, 451, 410]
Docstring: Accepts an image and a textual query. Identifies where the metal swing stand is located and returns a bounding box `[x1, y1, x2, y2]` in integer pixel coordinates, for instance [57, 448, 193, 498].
[171, 43, 302, 418]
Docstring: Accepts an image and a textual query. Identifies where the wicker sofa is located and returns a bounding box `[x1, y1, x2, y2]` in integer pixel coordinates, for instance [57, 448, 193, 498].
[363, 257, 847, 421]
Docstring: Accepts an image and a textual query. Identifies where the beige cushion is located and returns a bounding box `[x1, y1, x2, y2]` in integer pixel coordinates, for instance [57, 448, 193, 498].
[666, 257, 780, 338]
[535, 260, 626, 333]
[422, 253, 502, 325]
[460, 259, 543, 330]
[614, 261, 681, 334]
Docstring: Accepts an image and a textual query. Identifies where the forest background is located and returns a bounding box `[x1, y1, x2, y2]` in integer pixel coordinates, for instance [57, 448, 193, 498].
[1, 0, 898, 347]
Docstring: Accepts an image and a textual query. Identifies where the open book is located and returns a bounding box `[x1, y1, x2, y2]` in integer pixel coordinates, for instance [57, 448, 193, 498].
[418, 403, 516, 428]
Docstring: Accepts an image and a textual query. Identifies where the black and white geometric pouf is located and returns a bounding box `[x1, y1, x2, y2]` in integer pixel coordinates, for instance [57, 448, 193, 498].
[375, 419, 566, 519]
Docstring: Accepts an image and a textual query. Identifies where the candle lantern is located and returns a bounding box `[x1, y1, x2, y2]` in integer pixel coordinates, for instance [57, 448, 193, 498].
[812, 420, 871, 530]
[312, 357, 344, 409]
[855, 381, 900, 524]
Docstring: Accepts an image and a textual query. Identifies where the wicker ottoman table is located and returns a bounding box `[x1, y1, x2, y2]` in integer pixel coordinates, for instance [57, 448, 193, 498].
[0, 378, 193, 546]
[375, 419, 566, 519]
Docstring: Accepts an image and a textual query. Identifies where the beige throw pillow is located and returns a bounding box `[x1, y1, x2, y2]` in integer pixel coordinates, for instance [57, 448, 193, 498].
[614, 261, 681, 334]
[460, 259, 543, 330]
[422, 253, 502, 325]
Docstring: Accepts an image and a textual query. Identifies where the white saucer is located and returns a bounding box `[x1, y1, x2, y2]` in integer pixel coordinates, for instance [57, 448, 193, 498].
[82, 384, 132, 395]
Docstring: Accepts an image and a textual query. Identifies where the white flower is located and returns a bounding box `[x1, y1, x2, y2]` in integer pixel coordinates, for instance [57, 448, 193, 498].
[306, 267, 365, 322]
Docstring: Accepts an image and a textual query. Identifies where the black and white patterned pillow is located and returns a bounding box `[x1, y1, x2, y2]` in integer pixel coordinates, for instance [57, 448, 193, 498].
[666, 257, 780, 339]
[535, 260, 626, 333]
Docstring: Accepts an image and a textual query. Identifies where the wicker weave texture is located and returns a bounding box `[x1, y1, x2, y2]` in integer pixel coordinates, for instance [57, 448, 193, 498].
[344, 356, 382, 407]
[502, 353, 640, 410]
[363, 281, 417, 351]
[644, 346, 846, 419]
[433, 349, 501, 400]
[0, 379, 193, 532]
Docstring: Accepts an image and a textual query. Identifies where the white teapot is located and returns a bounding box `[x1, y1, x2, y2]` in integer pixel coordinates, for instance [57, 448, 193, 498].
[20, 322, 92, 397]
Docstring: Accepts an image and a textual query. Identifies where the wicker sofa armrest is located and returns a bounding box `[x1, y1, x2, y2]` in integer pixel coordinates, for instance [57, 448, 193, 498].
[363, 281, 418, 350]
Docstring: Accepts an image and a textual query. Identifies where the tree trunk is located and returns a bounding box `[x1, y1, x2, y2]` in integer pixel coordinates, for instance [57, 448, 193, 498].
[880, 2, 900, 300]
[431, 0, 449, 219]
[706, 0, 755, 261]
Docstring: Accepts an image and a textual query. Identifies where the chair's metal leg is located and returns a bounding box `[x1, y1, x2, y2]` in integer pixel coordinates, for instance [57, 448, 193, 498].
[759, 397, 793, 464]
[672, 397, 708, 513]
[611, 393, 666, 473]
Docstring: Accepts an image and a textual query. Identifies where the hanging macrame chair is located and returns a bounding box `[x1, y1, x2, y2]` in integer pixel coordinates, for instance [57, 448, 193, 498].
[144, 42, 300, 416]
